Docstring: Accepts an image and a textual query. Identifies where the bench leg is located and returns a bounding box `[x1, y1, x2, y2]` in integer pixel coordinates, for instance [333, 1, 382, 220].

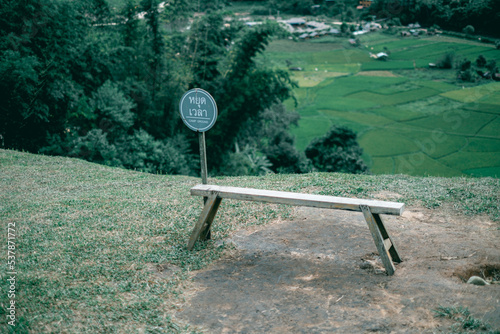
[187, 192, 222, 250]
[360, 205, 402, 276]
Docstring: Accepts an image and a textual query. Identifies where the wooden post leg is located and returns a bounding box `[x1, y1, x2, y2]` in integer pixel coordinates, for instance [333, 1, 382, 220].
[199, 197, 222, 241]
[187, 192, 221, 250]
[360, 205, 401, 275]
[372, 212, 402, 264]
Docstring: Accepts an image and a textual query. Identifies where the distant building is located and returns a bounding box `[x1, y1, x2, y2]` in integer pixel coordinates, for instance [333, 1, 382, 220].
[370, 52, 389, 60]
[286, 18, 306, 26]
[245, 22, 262, 27]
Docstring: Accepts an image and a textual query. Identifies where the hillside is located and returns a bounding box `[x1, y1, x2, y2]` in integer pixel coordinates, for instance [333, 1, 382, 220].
[1, 149, 499, 332]
[260, 33, 500, 178]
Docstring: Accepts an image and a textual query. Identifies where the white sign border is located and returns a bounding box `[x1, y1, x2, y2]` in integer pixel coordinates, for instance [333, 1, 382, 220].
[179, 88, 218, 132]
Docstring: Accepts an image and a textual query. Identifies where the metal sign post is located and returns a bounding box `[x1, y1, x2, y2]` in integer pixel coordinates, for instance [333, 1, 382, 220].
[179, 88, 218, 240]
[199, 131, 208, 185]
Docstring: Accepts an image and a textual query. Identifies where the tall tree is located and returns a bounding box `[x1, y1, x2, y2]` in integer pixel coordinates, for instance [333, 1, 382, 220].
[0, 0, 87, 151]
[207, 23, 296, 168]
[305, 125, 368, 174]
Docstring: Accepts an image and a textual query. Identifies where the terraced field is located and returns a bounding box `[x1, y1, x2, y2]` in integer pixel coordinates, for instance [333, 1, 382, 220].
[261, 33, 500, 177]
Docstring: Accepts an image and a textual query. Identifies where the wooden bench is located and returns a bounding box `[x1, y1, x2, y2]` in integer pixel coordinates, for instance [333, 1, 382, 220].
[187, 184, 404, 275]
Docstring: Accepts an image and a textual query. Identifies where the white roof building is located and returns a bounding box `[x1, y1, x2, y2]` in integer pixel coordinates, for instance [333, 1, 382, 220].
[286, 18, 306, 26]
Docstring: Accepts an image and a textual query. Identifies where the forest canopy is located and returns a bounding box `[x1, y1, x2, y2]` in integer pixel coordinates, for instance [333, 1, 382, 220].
[0, 0, 316, 176]
[0, 0, 374, 177]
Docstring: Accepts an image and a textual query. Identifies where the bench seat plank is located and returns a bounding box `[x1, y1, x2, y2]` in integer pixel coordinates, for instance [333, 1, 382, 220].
[191, 184, 404, 216]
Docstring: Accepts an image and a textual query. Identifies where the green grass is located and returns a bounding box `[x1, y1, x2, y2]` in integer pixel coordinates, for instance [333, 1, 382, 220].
[441, 83, 500, 103]
[433, 306, 500, 334]
[1, 150, 499, 332]
[263, 33, 500, 178]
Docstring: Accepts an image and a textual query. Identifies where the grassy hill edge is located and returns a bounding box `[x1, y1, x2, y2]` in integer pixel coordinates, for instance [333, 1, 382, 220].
[1, 149, 499, 332]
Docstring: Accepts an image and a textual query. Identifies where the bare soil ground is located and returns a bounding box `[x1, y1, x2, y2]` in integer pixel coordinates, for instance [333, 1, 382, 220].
[177, 204, 500, 333]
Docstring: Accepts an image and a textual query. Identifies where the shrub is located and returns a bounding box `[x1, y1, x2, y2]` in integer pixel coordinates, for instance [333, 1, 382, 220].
[486, 60, 497, 73]
[476, 55, 487, 67]
[220, 143, 273, 176]
[116, 130, 195, 175]
[436, 52, 455, 69]
[69, 129, 120, 166]
[458, 59, 472, 71]
[463, 25, 475, 35]
[340, 22, 348, 33]
[457, 69, 478, 82]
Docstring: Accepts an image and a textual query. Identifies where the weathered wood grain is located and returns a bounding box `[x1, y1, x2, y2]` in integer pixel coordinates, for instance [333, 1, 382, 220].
[191, 184, 404, 216]
[188, 185, 404, 275]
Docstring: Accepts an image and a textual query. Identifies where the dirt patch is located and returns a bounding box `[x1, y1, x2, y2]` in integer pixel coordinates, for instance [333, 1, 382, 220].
[176, 205, 500, 333]
[356, 71, 399, 77]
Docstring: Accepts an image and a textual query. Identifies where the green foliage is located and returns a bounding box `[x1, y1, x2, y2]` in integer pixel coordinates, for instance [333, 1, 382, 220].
[305, 125, 368, 174]
[455, 54, 499, 82]
[236, 104, 312, 174]
[116, 130, 196, 175]
[221, 143, 273, 176]
[372, 0, 500, 38]
[486, 60, 497, 73]
[269, 0, 315, 15]
[433, 306, 498, 333]
[463, 25, 475, 35]
[436, 52, 455, 69]
[207, 23, 297, 166]
[91, 81, 136, 135]
[0, 0, 86, 151]
[69, 129, 120, 166]
[459, 59, 472, 72]
[1, 1, 306, 177]
[476, 55, 487, 68]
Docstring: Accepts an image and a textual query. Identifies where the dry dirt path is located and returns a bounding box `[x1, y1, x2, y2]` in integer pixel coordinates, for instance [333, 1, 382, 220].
[177, 205, 500, 333]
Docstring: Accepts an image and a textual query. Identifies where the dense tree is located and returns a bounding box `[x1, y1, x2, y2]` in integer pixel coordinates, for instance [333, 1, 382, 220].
[371, 0, 500, 37]
[236, 104, 311, 174]
[1, 0, 367, 177]
[305, 125, 368, 174]
[0, 0, 87, 151]
[200, 22, 297, 170]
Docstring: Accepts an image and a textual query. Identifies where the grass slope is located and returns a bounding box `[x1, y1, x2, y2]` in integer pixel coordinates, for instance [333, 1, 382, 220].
[1, 150, 499, 332]
[261, 33, 500, 178]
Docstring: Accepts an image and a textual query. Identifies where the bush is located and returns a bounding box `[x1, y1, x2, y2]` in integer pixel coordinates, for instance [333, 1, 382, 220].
[231, 104, 311, 174]
[389, 17, 402, 26]
[69, 129, 120, 166]
[457, 69, 478, 82]
[116, 130, 195, 175]
[458, 59, 472, 71]
[476, 55, 487, 67]
[463, 25, 475, 35]
[436, 52, 455, 69]
[220, 143, 273, 176]
[252, 7, 270, 16]
[486, 60, 497, 73]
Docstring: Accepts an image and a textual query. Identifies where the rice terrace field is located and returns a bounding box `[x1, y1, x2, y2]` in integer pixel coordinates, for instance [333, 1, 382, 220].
[259, 32, 500, 178]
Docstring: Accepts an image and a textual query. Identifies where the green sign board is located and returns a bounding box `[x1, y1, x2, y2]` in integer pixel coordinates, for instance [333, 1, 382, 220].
[179, 88, 218, 132]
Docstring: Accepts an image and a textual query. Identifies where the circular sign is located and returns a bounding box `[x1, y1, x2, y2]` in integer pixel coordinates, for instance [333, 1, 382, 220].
[179, 88, 218, 132]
